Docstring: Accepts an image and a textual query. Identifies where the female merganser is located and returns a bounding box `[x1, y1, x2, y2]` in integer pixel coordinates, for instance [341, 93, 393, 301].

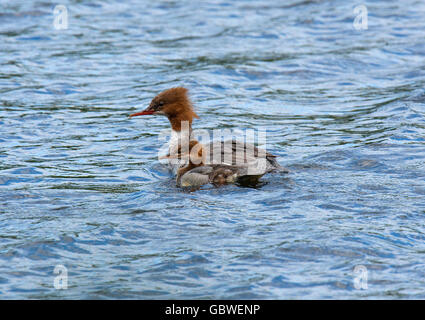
[162, 140, 262, 187]
[130, 87, 288, 176]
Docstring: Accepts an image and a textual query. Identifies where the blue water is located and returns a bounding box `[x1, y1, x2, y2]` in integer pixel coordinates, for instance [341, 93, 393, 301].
[1, 0, 425, 299]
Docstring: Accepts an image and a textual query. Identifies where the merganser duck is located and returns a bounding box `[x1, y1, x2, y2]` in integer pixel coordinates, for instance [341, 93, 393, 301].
[130, 87, 288, 177]
[161, 140, 262, 187]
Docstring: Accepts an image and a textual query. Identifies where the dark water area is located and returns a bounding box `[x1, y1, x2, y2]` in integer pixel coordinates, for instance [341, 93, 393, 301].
[0, 0, 424, 299]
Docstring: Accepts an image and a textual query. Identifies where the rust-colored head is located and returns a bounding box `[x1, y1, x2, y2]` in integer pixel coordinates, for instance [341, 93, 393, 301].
[130, 87, 199, 131]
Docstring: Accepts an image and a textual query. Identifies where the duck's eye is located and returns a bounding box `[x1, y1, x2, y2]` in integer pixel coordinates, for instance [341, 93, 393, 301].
[159, 101, 164, 107]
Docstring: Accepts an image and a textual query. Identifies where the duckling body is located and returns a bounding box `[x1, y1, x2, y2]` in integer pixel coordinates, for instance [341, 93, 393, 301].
[129, 87, 289, 177]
